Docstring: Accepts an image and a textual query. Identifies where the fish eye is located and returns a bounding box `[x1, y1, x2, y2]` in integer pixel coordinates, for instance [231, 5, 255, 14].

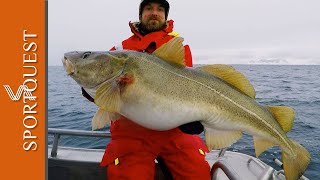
[82, 51, 92, 59]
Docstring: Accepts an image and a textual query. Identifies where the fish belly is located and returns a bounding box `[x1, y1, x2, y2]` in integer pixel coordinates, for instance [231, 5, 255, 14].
[119, 86, 206, 131]
[121, 101, 206, 131]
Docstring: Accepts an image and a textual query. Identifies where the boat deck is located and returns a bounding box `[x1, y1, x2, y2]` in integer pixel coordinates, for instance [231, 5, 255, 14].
[48, 128, 308, 180]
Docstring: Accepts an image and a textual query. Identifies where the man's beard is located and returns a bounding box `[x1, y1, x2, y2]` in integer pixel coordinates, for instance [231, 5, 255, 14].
[140, 16, 166, 34]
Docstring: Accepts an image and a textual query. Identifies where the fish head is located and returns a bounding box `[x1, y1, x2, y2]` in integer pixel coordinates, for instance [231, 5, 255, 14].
[62, 51, 126, 89]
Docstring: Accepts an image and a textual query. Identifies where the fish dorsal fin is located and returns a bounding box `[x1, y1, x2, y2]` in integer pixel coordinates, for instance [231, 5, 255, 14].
[91, 108, 120, 130]
[267, 106, 295, 133]
[152, 37, 185, 66]
[95, 79, 121, 112]
[253, 136, 275, 157]
[197, 64, 256, 99]
[204, 127, 242, 150]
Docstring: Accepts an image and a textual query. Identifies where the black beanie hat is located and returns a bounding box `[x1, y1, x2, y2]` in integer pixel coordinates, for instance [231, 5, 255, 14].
[139, 0, 170, 20]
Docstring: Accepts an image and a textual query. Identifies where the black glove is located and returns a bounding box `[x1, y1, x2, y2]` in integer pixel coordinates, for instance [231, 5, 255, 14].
[178, 121, 204, 134]
[81, 87, 94, 102]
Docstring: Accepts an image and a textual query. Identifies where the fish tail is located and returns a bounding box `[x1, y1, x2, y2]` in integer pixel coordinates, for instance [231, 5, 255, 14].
[282, 140, 310, 180]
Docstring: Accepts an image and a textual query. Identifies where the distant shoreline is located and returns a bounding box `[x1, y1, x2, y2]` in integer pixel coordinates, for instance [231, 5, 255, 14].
[48, 64, 320, 67]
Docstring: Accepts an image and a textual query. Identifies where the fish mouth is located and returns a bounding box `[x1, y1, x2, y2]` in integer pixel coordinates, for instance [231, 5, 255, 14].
[62, 56, 75, 75]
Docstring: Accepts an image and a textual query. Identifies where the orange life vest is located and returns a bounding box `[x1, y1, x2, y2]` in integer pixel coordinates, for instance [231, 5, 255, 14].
[111, 19, 193, 67]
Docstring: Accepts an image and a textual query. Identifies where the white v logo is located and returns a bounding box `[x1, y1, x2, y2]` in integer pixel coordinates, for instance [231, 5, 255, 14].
[3, 85, 30, 101]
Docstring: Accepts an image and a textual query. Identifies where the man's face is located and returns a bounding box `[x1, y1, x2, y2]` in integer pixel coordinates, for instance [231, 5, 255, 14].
[140, 2, 166, 32]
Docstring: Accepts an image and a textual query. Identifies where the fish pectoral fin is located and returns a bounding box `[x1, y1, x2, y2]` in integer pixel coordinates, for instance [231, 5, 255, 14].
[152, 37, 185, 67]
[95, 80, 121, 112]
[253, 136, 276, 157]
[196, 64, 256, 99]
[267, 106, 295, 133]
[204, 127, 242, 151]
[91, 108, 120, 130]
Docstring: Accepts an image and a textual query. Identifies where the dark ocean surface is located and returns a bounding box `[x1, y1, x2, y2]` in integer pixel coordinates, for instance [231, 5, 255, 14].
[48, 65, 320, 179]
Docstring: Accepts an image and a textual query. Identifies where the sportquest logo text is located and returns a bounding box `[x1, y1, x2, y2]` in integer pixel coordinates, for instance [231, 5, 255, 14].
[2, 30, 40, 151]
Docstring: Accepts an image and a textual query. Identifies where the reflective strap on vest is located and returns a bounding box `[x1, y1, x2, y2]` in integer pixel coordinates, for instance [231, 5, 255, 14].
[168, 31, 179, 37]
[199, 149, 205, 155]
[114, 158, 119, 165]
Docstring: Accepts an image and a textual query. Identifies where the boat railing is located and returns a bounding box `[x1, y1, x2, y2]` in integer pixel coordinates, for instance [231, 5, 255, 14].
[211, 159, 241, 180]
[48, 128, 111, 158]
[211, 148, 273, 180]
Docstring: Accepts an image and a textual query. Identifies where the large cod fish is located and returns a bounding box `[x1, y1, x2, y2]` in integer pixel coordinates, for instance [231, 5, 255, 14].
[62, 37, 310, 180]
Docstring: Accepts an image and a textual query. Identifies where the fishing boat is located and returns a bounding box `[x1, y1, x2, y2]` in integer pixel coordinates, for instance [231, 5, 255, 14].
[48, 128, 309, 180]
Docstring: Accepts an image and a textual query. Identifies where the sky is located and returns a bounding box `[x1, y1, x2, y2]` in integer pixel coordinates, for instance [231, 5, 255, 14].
[49, 0, 320, 65]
